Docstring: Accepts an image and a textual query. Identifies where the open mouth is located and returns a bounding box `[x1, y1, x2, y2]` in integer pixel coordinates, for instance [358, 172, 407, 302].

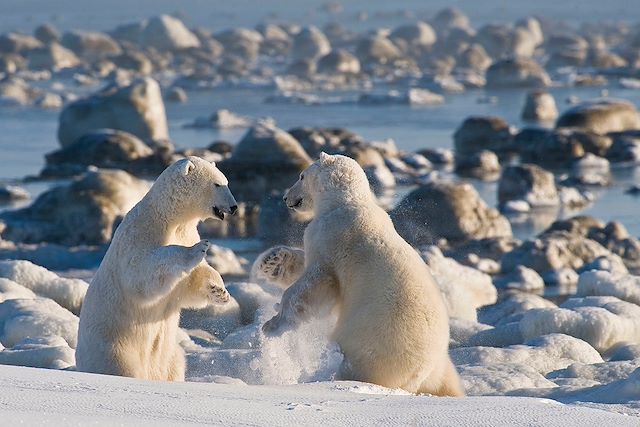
[289, 198, 303, 209]
[213, 206, 225, 220]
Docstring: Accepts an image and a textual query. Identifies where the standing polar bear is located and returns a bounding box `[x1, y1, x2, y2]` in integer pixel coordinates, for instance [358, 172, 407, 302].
[259, 153, 463, 396]
[76, 156, 237, 381]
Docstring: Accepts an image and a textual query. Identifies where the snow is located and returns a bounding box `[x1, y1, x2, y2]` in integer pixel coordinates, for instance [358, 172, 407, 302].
[0, 259, 88, 314]
[1, 364, 638, 427]
[0, 255, 639, 424]
[577, 270, 640, 305]
[521, 296, 640, 352]
[0, 297, 78, 348]
[453, 334, 603, 375]
[421, 246, 497, 321]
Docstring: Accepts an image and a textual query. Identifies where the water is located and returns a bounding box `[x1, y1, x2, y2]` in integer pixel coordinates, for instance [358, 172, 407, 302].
[0, 0, 635, 34]
[1, 1, 640, 242]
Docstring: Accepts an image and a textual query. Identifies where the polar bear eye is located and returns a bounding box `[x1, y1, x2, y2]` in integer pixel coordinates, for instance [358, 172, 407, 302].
[300, 175, 304, 181]
[215, 183, 222, 187]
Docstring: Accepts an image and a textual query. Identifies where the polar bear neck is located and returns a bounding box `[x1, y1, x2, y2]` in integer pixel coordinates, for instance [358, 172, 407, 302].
[313, 187, 374, 216]
[136, 188, 203, 240]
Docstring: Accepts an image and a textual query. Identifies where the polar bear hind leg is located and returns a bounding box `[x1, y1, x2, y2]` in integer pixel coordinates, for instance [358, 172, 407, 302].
[418, 359, 464, 397]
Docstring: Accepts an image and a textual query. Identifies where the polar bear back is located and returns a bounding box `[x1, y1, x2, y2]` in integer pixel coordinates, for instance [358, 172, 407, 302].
[306, 201, 450, 387]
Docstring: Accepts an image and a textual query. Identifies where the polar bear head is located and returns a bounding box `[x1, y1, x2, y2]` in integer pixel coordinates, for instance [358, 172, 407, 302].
[154, 156, 238, 221]
[283, 152, 372, 213]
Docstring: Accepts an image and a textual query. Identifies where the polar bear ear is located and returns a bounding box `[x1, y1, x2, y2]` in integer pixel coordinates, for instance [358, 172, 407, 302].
[319, 152, 334, 165]
[210, 161, 216, 167]
[179, 160, 196, 176]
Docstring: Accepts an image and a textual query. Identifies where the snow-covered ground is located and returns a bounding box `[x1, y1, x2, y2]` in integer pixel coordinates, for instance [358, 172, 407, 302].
[1, 364, 638, 427]
[1, 258, 640, 425]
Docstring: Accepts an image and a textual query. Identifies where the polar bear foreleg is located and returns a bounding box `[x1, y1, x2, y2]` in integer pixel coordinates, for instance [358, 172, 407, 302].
[132, 240, 211, 304]
[173, 263, 230, 310]
[262, 264, 337, 337]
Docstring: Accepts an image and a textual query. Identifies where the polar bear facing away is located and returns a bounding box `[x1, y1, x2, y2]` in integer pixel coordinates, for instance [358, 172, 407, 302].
[76, 156, 237, 381]
[259, 153, 463, 396]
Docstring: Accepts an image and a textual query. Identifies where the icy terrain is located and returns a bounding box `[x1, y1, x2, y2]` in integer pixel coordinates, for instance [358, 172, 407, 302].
[1, 365, 638, 427]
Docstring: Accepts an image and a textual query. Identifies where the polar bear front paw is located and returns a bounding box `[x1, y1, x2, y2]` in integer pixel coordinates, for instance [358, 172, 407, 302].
[261, 312, 295, 337]
[186, 239, 210, 269]
[256, 246, 299, 285]
[207, 280, 230, 304]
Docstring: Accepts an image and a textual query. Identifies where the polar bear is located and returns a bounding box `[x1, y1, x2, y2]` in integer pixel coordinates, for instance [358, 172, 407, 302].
[258, 153, 463, 396]
[76, 156, 237, 381]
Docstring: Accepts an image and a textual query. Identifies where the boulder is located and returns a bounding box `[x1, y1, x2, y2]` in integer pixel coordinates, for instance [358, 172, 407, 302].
[26, 43, 80, 70]
[391, 181, 512, 246]
[0, 169, 149, 246]
[455, 150, 501, 180]
[355, 35, 402, 65]
[0, 78, 38, 106]
[291, 26, 330, 61]
[111, 50, 153, 74]
[61, 30, 121, 59]
[214, 28, 261, 61]
[432, 7, 471, 34]
[167, 87, 187, 103]
[456, 44, 492, 72]
[516, 17, 544, 47]
[34, 24, 60, 44]
[218, 122, 312, 203]
[521, 90, 558, 122]
[556, 99, 640, 134]
[389, 22, 437, 51]
[476, 24, 536, 58]
[0, 186, 29, 202]
[57, 77, 169, 147]
[140, 15, 201, 51]
[486, 58, 551, 88]
[317, 49, 360, 74]
[514, 128, 611, 166]
[498, 164, 559, 208]
[42, 129, 172, 178]
[0, 33, 43, 53]
[501, 230, 612, 275]
[453, 116, 513, 158]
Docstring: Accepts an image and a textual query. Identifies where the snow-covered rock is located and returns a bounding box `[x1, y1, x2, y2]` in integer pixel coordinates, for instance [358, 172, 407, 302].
[453, 334, 603, 374]
[0, 260, 87, 314]
[520, 296, 640, 352]
[458, 363, 557, 396]
[0, 297, 78, 348]
[0, 335, 74, 369]
[576, 270, 640, 306]
[0, 278, 37, 302]
[421, 246, 497, 321]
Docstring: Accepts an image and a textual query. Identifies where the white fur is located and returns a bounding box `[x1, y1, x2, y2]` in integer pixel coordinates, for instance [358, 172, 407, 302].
[259, 153, 464, 396]
[76, 157, 237, 381]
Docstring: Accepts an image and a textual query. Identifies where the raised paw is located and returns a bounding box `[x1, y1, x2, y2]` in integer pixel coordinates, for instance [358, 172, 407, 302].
[186, 239, 210, 269]
[256, 246, 295, 283]
[207, 280, 230, 304]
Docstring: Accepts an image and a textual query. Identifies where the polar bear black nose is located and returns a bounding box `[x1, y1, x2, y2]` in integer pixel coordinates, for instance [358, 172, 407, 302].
[230, 205, 238, 215]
